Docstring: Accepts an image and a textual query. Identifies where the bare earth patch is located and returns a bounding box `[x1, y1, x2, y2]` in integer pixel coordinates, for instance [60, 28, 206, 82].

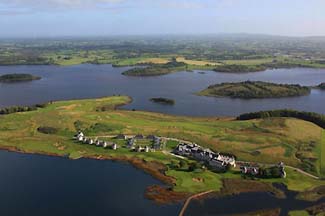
[192, 177, 204, 183]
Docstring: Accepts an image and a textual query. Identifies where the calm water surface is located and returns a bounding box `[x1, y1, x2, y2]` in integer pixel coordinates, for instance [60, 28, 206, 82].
[0, 64, 325, 116]
[0, 151, 180, 216]
[186, 184, 325, 216]
[0, 65, 325, 215]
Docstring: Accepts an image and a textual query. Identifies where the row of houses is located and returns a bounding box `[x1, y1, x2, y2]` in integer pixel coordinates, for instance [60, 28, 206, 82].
[74, 131, 118, 150]
[174, 143, 236, 170]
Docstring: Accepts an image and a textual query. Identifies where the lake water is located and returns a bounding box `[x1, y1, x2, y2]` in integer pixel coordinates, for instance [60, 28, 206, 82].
[0, 64, 325, 215]
[185, 184, 325, 216]
[0, 64, 325, 116]
[0, 150, 180, 216]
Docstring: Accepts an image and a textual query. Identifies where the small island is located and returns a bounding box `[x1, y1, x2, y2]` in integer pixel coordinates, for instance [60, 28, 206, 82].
[213, 64, 267, 73]
[122, 59, 187, 76]
[0, 73, 41, 83]
[150, 97, 175, 105]
[198, 81, 311, 99]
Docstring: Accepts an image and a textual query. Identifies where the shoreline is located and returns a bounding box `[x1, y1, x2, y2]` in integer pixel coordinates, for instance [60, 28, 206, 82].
[0, 145, 190, 204]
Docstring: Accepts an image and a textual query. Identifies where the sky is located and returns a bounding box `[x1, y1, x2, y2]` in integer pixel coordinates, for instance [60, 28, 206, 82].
[0, 0, 324, 37]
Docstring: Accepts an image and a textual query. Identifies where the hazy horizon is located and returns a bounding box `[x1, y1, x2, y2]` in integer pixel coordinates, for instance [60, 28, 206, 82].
[1, 0, 325, 37]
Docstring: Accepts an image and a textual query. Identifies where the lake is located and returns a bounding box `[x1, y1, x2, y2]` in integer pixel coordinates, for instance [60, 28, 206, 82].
[0, 64, 325, 116]
[185, 184, 325, 216]
[0, 64, 325, 215]
[0, 150, 180, 216]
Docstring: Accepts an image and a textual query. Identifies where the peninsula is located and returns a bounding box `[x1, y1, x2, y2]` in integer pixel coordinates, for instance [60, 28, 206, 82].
[198, 81, 311, 99]
[0, 95, 324, 204]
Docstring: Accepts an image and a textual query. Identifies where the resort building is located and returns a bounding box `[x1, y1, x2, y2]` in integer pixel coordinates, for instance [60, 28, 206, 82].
[88, 139, 94, 145]
[127, 138, 136, 148]
[240, 166, 259, 175]
[146, 135, 156, 141]
[116, 134, 127, 140]
[135, 134, 145, 139]
[74, 131, 84, 140]
[174, 143, 236, 170]
[240, 162, 286, 178]
[95, 139, 102, 147]
[74, 131, 118, 151]
[153, 136, 162, 150]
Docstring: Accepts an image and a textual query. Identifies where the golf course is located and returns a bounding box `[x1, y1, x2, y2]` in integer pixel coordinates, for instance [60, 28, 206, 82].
[0, 95, 324, 201]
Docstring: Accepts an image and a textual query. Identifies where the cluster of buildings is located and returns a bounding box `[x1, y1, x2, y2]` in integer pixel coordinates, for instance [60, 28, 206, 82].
[240, 162, 286, 178]
[240, 165, 259, 176]
[122, 134, 164, 152]
[74, 132, 164, 153]
[174, 143, 236, 170]
[74, 131, 118, 150]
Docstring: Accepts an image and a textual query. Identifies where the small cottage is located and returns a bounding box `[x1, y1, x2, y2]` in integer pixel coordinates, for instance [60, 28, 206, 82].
[135, 134, 145, 139]
[116, 134, 127, 140]
[95, 140, 102, 147]
[127, 138, 136, 148]
[153, 137, 162, 150]
[88, 139, 94, 145]
[146, 135, 156, 140]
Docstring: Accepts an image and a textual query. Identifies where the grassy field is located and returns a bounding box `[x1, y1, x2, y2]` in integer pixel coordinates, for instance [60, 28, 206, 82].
[220, 58, 275, 65]
[176, 57, 220, 66]
[313, 129, 325, 178]
[0, 96, 324, 194]
[139, 58, 170, 64]
[288, 210, 309, 216]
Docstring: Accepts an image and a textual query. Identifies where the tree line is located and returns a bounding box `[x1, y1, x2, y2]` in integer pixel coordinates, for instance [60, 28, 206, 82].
[237, 109, 325, 129]
[0, 103, 48, 115]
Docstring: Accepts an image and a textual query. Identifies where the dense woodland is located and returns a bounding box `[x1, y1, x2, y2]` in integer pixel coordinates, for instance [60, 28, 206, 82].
[122, 59, 187, 76]
[237, 109, 325, 129]
[0, 103, 48, 115]
[214, 64, 267, 73]
[199, 81, 311, 99]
